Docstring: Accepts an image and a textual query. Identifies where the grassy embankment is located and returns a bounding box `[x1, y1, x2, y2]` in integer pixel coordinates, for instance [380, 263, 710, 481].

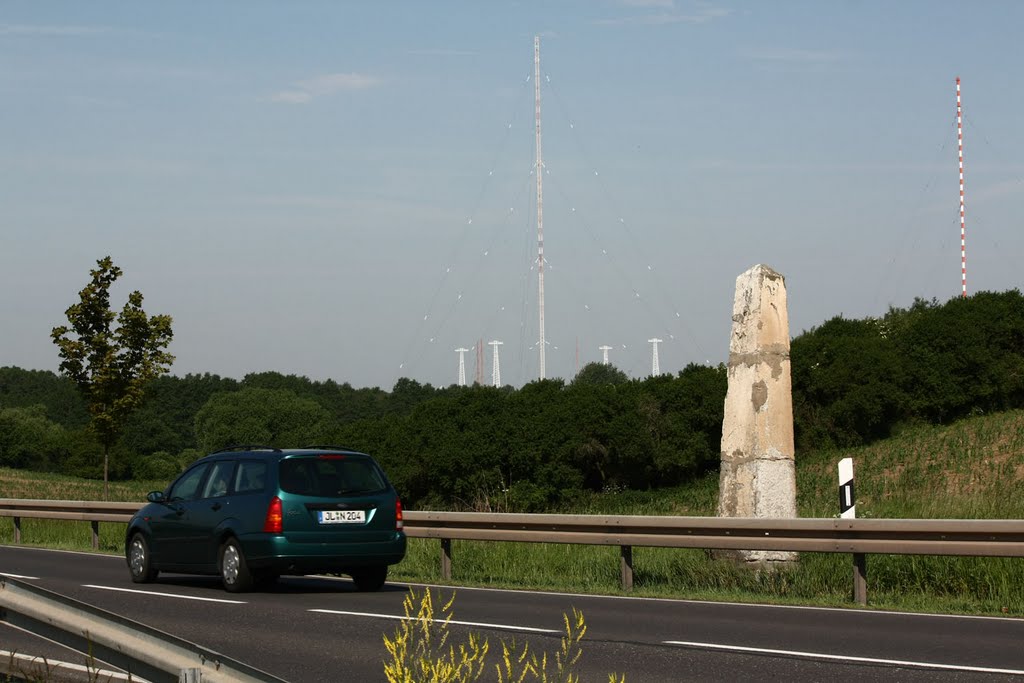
[2, 410, 1023, 615]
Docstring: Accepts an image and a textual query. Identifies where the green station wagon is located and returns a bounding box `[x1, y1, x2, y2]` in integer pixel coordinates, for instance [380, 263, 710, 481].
[125, 446, 406, 592]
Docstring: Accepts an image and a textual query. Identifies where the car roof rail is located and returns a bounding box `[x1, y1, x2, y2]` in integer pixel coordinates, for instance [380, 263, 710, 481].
[210, 445, 282, 455]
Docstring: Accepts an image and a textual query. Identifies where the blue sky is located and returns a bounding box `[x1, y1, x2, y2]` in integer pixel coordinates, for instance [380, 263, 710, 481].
[2, 1, 1022, 389]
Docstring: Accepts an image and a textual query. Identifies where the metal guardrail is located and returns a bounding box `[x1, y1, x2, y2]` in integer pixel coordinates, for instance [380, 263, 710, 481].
[403, 511, 1024, 556]
[0, 499, 139, 549]
[0, 575, 287, 683]
[402, 511, 1024, 596]
[3, 498, 1024, 596]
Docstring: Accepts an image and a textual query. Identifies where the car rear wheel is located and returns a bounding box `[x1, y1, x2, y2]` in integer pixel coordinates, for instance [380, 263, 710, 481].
[220, 538, 253, 593]
[351, 566, 388, 592]
[127, 532, 158, 583]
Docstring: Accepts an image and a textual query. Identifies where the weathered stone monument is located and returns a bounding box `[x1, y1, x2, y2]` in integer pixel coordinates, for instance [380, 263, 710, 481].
[717, 264, 797, 565]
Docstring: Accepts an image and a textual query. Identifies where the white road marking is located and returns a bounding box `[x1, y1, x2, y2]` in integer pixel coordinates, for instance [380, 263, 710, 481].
[0, 543, 122, 558]
[83, 584, 246, 604]
[664, 640, 1024, 676]
[0, 649, 147, 682]
[310, 609, 560, 634]
[395, 580, 1023, 623]
[0, 572, 39, 580]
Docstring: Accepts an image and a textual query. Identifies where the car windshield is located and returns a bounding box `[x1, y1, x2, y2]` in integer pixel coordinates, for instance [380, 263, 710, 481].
[279, 456, 386, 497]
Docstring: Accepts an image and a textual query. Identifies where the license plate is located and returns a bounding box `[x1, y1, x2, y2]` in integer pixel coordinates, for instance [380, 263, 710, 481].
[318, 509, 365, 524]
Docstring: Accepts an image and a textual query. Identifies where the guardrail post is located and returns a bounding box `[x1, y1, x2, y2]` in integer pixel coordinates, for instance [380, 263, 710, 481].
[13, 517, 21, 544]
[180, 668, 202, 682]
[441, 538, 452, 580]
[838, 458, 868, 605]
[620, 545, 633, 591]
[853, 553, 867, 605]
[91, 521, 100, 550]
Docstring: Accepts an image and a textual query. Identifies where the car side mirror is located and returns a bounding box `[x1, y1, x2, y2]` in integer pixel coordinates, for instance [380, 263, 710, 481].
[147, 490, 166, 503]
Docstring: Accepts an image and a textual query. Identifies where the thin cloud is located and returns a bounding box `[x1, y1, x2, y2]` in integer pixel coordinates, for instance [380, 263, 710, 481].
[10, 153, 195, 177]
[407, 48, 477, 57]
[692, 159, 952, 174]
[621, 0, 676, 7]
[971, 178, 1024, 204]
[0, 23, 111, 36]
[743, 47, 845, 64]
[271, 72, 382, 104]
[597, 2, 731, 26]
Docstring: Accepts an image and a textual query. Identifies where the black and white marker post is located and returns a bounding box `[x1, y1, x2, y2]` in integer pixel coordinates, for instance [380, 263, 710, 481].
[839, 457, 867, 604]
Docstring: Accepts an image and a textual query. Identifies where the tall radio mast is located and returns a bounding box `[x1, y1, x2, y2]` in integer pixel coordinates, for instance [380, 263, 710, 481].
[534, 35, 547, 380]
[455, 347, 469, 387]
[957, 76, 967, 298]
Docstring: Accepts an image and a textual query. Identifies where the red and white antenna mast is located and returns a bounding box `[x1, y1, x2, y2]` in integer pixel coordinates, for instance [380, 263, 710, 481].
[475, 339, 484, 385]
[534, 35, 547, 380]
[957, 76, 967, 298]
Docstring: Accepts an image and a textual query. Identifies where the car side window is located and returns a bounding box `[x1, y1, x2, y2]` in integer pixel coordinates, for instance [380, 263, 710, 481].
[234, 461, 267, 494]
[168, 464, 209, 502]
[201, 461, 235, 499]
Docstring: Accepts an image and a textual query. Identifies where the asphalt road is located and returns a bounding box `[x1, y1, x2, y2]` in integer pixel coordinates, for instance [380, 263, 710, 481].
[2, 545, 1023, 682]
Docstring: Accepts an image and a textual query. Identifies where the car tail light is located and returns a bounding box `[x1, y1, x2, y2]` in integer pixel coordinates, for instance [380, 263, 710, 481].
[263, 496, 283, 533]
[395, 499, 404, 531]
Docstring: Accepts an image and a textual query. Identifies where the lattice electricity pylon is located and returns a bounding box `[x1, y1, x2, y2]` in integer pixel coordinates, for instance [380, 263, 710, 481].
[489, 340, 504, 387]
[648, 338, 663, 376]
[455, 347, 469, 386]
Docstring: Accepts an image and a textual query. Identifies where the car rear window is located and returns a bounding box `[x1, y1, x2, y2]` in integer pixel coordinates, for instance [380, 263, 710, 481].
[278, 456, 387, 497]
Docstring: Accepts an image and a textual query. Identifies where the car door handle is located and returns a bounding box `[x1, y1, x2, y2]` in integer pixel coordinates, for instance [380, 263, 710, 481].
[211, 502, 222, 511]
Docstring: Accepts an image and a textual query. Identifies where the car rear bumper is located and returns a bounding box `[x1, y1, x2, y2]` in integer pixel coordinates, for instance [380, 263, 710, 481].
[239, 531, 407, 573]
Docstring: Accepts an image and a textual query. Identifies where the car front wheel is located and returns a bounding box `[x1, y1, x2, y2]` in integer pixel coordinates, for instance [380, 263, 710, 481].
[127, 532, 158, 583]
[220, 538, 253, 593]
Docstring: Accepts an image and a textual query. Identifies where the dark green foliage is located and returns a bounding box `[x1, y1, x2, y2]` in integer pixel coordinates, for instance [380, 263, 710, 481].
[132, 450, 182, 480]
[0, 406, 68, 469]
[892, 292, 1024, 423]
[329, 373, 726, 510]
[791, 316, 907, 449]
[792, 290, 1024, 450]
[120, 373, 239, 456]
[242, 371, 398, 422]
[0, 366, 89, 428]
[644, 364, 729, 476]
[194, 387, 333, 452]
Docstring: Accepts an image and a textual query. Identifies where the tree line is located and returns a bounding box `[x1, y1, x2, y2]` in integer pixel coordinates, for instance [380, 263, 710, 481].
[2, 289, 1023, 509]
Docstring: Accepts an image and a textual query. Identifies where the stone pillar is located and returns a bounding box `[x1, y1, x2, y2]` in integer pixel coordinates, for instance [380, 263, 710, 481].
[717, 264, 797, 565]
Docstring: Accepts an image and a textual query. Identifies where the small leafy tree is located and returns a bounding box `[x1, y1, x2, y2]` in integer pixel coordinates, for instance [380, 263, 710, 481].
[572, 362, 628, 386]
[51, 256, 174, 497]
